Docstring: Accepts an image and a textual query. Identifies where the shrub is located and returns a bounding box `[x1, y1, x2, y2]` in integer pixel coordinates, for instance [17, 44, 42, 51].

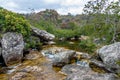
[79, 39, 96, 53]
[0, 7, 42, 50]
[0, 7, 31, 38]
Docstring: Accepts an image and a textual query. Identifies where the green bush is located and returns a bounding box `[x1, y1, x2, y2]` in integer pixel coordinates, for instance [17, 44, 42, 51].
[79, 39, 96, 53]
[0, 7, 42, 50]
[0, 7, 31, 38]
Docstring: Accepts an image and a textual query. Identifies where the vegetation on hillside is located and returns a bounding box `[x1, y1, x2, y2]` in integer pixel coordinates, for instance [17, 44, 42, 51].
[24, 0, 119, 53]
[26, 0, 120, 45]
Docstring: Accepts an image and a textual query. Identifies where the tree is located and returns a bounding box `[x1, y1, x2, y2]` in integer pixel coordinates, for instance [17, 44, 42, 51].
[83, 0, 120, 43]
[105, 1, 120, 42]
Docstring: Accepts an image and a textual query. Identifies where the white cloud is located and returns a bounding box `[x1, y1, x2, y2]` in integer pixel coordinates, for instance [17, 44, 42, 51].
[43, 0, 60, 4]
[0, 1, 20, 12]
[60, 0, 88, 6]
[5, 2, 19, 9]
[3, 0, 117, 15]
[57, 6, 84, 15]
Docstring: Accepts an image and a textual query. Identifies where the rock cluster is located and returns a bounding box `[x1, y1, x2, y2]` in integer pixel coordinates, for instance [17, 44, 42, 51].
[0, 27, 55, 66]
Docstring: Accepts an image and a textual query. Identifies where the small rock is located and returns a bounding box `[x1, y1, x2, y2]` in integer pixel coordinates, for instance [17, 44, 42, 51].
[75, 52, 91, 60]
[76, 60, 89, 67]
[20, 66, 42, 73]
[70, 37, 75, 41]
[59, 37, 65, 41]
[41, 47, 67, 56]
[69, 42, 74, 44]
[79, 35, 89, 41]
[44, 41, 56, 45]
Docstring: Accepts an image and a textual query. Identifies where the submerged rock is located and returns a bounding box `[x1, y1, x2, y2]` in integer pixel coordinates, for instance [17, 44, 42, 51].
[31, 26, 55, 41]
[1, 32, 24, 66]
[62, 64, 118, 80]
[97, 42, 120, 73]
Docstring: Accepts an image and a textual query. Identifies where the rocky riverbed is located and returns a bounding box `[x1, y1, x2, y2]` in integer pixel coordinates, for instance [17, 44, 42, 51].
[0, 45, 120, 80]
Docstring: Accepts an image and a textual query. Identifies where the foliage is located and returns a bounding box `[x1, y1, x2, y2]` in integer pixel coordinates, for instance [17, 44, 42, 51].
[0, 7, 31, 38]
[25, 36, 42, 50]
[0, 7, 42, 49]
[30, 18, 82, 39]
[83, 0, 120, 44]
[79, 39, 96, 53]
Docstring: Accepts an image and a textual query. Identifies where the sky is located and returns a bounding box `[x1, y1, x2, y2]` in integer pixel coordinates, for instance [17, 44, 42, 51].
[0, 0, 119, 15]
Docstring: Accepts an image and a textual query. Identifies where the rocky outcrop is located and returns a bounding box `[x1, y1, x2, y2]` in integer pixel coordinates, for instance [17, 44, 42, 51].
[97, 42, 120, 73]
[31, 26, 55, 41]
[62, 64, 118, 80]
[1, 32, 24, 66]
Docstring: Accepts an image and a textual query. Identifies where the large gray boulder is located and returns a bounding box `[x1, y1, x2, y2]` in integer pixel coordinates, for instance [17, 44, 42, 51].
[52, 50, 76, 67]
[31, 26, 55, 41]
[41, 47, 76, 67]
[97, 42, 120, 73]
[62, 64, 118, 80]
[1, 32, 24, 66]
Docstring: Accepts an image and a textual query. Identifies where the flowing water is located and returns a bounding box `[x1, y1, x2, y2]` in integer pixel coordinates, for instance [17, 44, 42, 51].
[0, 49, 66, 80]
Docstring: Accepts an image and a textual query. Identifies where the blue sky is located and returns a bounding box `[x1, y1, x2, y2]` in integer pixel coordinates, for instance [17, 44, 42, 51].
[0, 0, 118, 15]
